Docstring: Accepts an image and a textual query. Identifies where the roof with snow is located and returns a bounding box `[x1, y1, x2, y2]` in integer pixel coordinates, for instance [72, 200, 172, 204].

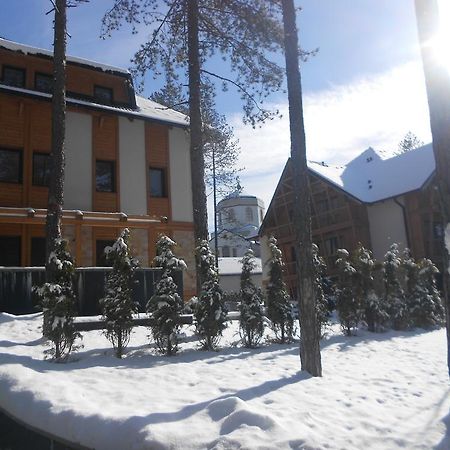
[0, 36, 189, 127]
[0, 38, 129, 75]
[218, 257, 262, 275]
[309, 144, 435, 203]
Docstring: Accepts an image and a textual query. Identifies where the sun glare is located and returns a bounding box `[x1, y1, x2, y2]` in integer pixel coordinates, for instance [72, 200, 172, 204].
[433, 0, 450, 73]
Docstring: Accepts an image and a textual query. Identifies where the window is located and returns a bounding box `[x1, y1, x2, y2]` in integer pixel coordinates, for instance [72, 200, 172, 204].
[35, 73, 53, 93]
[96, 160, 116, 192]
[94, 85, 113, 104]
[149, 167, 167, 197]
[245, 207, 254, 223]
[0, 148, 22, 183]
[232, 248, 237, 257]
[2, 66, 25, 88]
[324, 236, 339, 256]
[433, 222, 444, 239]
[31, 237, 46, 266]
[96, 240, 115, 266]
[291, 246, 297, 262]
[222, 246, 230, 257]
[0, 236, 21, 266]
[32, 153, 51, 186]
[226, 208, 236, 223]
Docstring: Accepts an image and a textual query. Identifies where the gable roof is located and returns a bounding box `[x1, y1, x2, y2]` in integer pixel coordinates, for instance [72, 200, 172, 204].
[309, 144, 435, 203]
[260, 144, 436, 234]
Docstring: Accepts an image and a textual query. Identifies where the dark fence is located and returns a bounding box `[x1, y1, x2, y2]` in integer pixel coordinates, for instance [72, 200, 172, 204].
[0, 267, 183, 316]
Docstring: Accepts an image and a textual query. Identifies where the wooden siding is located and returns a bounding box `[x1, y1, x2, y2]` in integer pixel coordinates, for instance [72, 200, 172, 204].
[145, 123, 171, 219]
[0, 49, 132, 106]
[262, 161, 371, 296]
[92, 114, 120, 212]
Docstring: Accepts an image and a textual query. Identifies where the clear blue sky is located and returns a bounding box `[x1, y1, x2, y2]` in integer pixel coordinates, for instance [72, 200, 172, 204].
[1, 1, 443, 225]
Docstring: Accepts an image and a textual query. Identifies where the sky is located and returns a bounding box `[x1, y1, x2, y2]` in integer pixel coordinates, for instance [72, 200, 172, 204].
[1, 0, 448, 229]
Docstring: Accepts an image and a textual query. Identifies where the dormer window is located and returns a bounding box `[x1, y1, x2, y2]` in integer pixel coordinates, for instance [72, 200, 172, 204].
[2, 66, 25, 88]
[35, 73, 53, 93]
[94, 85, 113, 104]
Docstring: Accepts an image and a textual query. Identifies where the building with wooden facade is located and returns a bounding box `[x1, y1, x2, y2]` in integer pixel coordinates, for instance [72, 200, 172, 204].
[0, 38, 196, 298]
[259, 145, 443, 298]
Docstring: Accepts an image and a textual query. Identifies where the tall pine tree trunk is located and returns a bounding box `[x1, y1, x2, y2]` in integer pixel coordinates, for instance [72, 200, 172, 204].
[187, 0, 208, 292]
[415, 0, 450, 376]
[46, 0, 67, 283]
[281, 0, 322, 377]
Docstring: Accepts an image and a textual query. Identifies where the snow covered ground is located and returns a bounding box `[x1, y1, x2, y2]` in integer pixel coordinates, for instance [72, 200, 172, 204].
[0, 312, 449, 450]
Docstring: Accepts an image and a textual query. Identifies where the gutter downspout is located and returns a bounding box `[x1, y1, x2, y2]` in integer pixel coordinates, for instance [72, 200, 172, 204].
[394, 196, 411, 250]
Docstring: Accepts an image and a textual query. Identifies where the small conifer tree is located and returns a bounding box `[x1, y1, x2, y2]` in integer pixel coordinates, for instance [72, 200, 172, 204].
[194, 240, 228, 350]
[312, 243, 331, 338]
[353, 244, 387, 332]
[100, 229, 139, 358]
[412, 258, 445, 328]
[239, 249, 265, 347]
[266, 236, 294, 343]
[36, 238, 80, 361]
[384, 243, 407, 330]
[335, 248, 359, 335]
[147, 235, 186, 355]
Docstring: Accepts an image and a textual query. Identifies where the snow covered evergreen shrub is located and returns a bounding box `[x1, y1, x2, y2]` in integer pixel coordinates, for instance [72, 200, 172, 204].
[147, 234, 186, 355]
[99, 229, 139, 358]
[266, 236, 294, 343]
[35, 238, 80, 361]
[353, 244, 387, 332]
[335, 248, 359, 336]
[411, 258, 445, 328]
[312, 243, 331, 338]
[239, 249, 265, 348]
[194, 240, 228, 350]
[383, 243, 407, 330]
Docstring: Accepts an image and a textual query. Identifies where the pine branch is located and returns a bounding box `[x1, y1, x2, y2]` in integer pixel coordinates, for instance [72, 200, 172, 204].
[200, 68, 265, 113]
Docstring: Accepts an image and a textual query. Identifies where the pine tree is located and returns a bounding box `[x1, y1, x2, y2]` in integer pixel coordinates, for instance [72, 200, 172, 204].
[396, 131, 424, 154]
[280, 0, 322, 376]
[266, 236, 294, 343]
[384, 243, 407, 330]
[101, 1, 285, 291]
[335, 248, 359, 336]
[412, 258, 445, 328]
[99, 229, 139, 358]
[239, 249, 265, 348]
[194, 240, 228, 350]
[312, 243, 331, 338]
[147, 235, 186, 355]
[353, 244, 387, 332]
[35, 238, 80, 361]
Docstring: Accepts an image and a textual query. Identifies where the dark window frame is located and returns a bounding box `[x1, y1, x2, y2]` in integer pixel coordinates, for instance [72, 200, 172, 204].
[94, 85, 114, 104]
[2, 65, 26, 88]
[0, 148, 23, 184]
[149, 167, 167, 198]
[34, 72, 53, 93]
[32, 152, 51, 187]
[95, 160, 116, 193]
[30, 236, 46, 267]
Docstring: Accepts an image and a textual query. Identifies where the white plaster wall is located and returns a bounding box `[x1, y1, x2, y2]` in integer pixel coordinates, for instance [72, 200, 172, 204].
[65, 112, 92, 210]
[367, 197, 408, 260]
[219, 273, 262, 293]
[119, 117, 147, 215]
[169, 127, 193, 222]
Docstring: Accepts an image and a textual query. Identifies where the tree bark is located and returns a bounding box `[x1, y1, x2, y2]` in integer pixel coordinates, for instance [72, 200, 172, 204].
[45, 0, 67, 283]
[281, 0, 322, 376]
[187, 0, 208, 292]
[415, 0, 450, 377]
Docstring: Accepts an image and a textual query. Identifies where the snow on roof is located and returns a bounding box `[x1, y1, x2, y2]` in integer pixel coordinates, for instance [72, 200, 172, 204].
[218, 256, 262, 275]
[135, 96, 188, 126]
[309, 144, 435, 203]
[0, 38, 129, 75]
[0, 84, 189, 127]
